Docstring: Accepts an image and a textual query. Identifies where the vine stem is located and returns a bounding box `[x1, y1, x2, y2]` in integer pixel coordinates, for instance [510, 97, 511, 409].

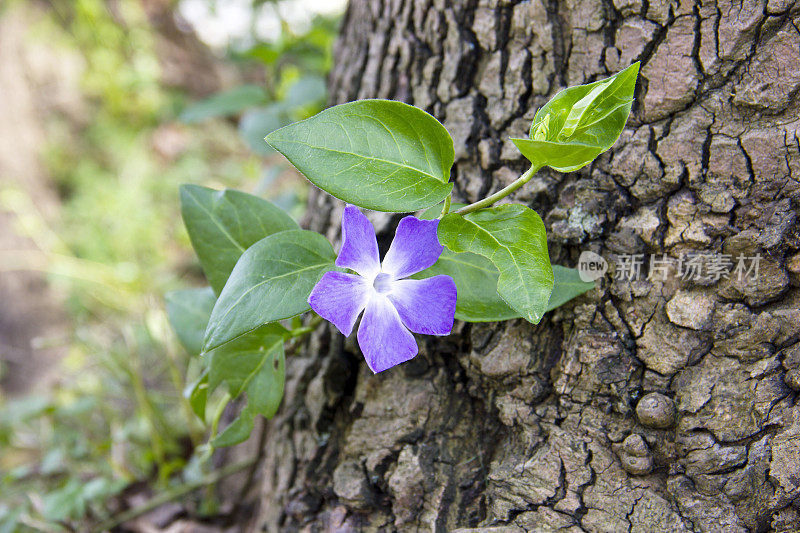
[210, 392, 231, 441]
[288, 313, 323, 337]
[453, 165, 541, 216]
[437, 194, 452, 219]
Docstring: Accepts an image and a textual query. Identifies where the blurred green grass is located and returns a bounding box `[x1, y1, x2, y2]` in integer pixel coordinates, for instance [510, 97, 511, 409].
[0, 0, 339, 529]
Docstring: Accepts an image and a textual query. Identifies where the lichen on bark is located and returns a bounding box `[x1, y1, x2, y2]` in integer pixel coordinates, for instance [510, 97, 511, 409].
[253, 1, 800, 531]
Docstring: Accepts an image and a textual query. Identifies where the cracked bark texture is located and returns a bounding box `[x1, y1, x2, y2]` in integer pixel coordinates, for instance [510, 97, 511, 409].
[252, 1, 800, 531]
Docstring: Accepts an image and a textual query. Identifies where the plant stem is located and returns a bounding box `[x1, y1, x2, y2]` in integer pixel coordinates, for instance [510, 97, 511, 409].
[124, 332, 167, 475]
[165, 338, 203, 447]
[209, 392, 231, 442]
[91, 458, 255, 533]
[454, 165, 540, 215]
[438, 194, 452, 219]
[289, 313, 323, 337]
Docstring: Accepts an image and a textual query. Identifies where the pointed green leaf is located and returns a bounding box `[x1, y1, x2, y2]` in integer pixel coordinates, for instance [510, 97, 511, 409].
[416, 247, 588, 321]
[511, 141, 610, 173]
[282, 75, 326, 109]
[180, 84, 267, 123]
[242, 341, 285, 419]
[203, 230, 336, 351]
[165, 287, 216, 355]
[180, 185, 299, 295]
[210, 331, 286, 448]
[512, 62, 639, 172]
[415, 249, 519, 322]
[266, 99, 454, 212]
[42, 479, 85, 521]
[207, 323, 287, 397]
[212, 410, 254, 447]
[546, 266, 595, 311]
[239, 104, 287, 156]
[438, 205, 554, 324]
[417, 204, 517, 322]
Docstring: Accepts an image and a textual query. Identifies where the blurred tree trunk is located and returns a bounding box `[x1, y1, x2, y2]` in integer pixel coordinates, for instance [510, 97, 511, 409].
[253, 1, 800, 531]
[0, 5, 75, 395]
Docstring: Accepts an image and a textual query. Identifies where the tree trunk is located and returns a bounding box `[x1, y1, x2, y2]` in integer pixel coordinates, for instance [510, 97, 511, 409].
[0, 5, 73, 395]
[254, 1, 800, 531]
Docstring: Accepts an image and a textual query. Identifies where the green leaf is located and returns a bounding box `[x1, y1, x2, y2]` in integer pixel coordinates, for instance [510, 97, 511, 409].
[207, 323, 287, 398]
[80, 477, 126, 501]
[239, 105, 286, 156]
[180, 185, 299, 295]
[42, 479, 84, 521]
[415, 249, 519, 322]
[212, 410, 255, 447]
[546, 266, 595, 311]
[417, 203, 517, 322]
[184, 370, 208, 420]
[512, 62, 639, 172]
[203, 230, 336, 352]
[266, 99, 454, 212]
[0, 507, 23, 533]
[282, 75, 326, 110]
[438, 205, 554, 324]
[416, 244, 591, 322]
[179, 84, 267, 123]
[210, 327, 287, 448]
[165, 287, 214, 420]
[240, 339, 285, 420]
[165, 287, 216, 354]
[419, 204, 589, 321]
[511, 141, 610, 173]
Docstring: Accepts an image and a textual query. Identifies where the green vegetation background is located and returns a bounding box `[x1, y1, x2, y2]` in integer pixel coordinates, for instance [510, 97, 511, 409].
[0, 0, 339, 529]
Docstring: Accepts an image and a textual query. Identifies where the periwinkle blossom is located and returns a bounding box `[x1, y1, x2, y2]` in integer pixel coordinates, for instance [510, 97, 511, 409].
[308, 205, 457, 373]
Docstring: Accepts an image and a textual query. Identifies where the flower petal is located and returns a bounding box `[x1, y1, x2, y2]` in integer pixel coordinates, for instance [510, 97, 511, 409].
[381, 216, 443, 278]
[336, 205, 380, 277]
[357, 294, 418, 373]
[388, 276, 456, 335]
[308, 271, 371, 336]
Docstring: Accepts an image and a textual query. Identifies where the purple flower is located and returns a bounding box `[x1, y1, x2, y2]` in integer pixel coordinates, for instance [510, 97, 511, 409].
[308, 205, 457, 373]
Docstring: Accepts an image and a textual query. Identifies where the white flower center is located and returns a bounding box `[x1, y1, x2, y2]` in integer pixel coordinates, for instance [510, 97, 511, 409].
[372, 272, 393, 294]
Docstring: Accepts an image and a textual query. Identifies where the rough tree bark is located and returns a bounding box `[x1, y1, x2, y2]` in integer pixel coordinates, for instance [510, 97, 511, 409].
[252, 1, 800, 531]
